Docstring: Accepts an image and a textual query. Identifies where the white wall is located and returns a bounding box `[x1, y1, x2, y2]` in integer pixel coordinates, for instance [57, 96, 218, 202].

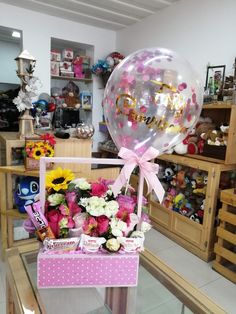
[0, 40, 21, 84]
[0, 3, 117, 150]
[116, 0, 236, 84]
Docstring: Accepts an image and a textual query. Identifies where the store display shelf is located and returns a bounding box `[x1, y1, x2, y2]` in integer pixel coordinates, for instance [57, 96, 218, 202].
[202, 101, 233, 109]
[0, 208, 28, 219]
[51, 75, 92, 83]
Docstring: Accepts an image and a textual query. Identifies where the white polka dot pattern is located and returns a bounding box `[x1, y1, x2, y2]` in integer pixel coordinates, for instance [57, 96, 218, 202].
[37, 251, 139, 288]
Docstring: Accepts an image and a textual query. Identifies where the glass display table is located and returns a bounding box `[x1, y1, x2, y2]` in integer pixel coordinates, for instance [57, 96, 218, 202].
[6, 243, 225, 314]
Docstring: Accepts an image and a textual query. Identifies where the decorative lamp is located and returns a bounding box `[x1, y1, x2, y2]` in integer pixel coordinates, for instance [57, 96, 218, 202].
[14, 50, 39, 139]
[15, 50, 36, 80]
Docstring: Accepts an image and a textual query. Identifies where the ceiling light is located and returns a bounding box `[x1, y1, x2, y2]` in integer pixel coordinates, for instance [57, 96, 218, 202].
[12, 31, 21, 38]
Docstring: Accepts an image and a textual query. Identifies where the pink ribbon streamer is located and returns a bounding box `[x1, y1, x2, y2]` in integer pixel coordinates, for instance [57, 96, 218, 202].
[111, 147, 165, 203]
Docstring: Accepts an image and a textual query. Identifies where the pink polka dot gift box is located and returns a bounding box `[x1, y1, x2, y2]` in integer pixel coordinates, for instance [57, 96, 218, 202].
[26, 156, 161, 289]
[37, 249, 139, 288]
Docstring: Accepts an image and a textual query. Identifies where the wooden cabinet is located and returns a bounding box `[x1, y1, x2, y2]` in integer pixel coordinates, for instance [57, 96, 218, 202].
[0, 136, 93, 258]
[149, 154, 236, 262]
[186, 102, 236, 164]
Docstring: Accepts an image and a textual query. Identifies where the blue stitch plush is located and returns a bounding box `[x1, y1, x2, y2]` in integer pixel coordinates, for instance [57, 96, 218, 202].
[14, 176, 39, 213]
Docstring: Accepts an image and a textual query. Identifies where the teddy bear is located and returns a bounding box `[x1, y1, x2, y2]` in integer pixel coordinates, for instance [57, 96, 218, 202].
[63, 91, 81, 109]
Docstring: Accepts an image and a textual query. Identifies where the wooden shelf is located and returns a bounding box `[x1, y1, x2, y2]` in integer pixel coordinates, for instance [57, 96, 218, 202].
[0, 208, 28, 219]
[203, 101, 233, 109]
[0, 165, 39, 176]
[51, 75, 92, 83]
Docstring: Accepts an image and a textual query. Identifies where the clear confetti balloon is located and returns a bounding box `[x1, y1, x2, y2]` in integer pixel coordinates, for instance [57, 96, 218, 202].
[103, 47, 203, 156]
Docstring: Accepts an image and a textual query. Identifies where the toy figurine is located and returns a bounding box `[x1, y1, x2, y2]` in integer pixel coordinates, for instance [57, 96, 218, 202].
[14, 176, 39, 213]
[73, 56, 85, 78]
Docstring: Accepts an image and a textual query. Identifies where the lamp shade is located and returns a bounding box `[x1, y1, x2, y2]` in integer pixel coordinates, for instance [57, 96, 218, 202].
[15, 50, 36, 77]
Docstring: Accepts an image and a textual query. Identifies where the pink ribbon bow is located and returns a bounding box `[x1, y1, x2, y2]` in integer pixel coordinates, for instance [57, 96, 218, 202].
[111, 147, 165, 203]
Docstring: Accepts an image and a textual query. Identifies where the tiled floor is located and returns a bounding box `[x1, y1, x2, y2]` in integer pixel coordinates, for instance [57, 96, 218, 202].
[0, 229, 235, 313]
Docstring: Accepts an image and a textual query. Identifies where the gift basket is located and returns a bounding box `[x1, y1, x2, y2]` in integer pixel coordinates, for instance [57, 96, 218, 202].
[23, 47, 203, 289]
[24, 156, 155, 288]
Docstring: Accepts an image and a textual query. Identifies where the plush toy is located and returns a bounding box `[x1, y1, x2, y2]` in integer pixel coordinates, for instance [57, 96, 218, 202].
[201, 129, 224, 146]
[62, 91, 81, 108]
[173, 193, 186, 212]
[14, 177, 39, 213]
[193, 174, 207, 195]
[171, 170, 186, 188]
[190, 209, 204, 224]
[220, 124, 229, 145]
[179, 202, 194, 217]
[162, 188, 177, 210]
[73, 56, 85, 79]
[163, 167, 175, 182]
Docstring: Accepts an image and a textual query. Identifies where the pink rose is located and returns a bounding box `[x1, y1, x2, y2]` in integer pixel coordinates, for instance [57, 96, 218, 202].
[65, 191, 77, 203]
[58, 204, 69, 215]
[91, 182, 108, 197]
[83, 216, 98, 236]
[67, 216, 75, 229]
[46, 209, 64, 238]
[116, 207, 131, 225]
[117, 194, 136, 212]
[97, 215, 109, 235]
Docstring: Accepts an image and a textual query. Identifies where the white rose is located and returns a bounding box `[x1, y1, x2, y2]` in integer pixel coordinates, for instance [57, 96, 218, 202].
[79, 197, 89, 207]
[130, 231, 145, 238]
[111, 228, 123, 237]
[110, 218, 127, 237]
[47, 193, 65, 206]
[141, 221, 152, 233]
[86, 196, 106, 216]
[71, 178, 91, 190]
[104, 200, 119, 217]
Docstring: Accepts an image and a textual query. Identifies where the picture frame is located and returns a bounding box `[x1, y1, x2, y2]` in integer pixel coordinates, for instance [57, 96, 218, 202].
[205, 65, 226, 95]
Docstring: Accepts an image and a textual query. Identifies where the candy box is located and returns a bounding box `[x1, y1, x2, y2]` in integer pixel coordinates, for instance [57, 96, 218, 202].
[51, 49, 61, 62]
[37, 250, 139, 288]
[50, 61, 59, 76]
[60, 61, 72, 72]
[62, 48, 73, 61]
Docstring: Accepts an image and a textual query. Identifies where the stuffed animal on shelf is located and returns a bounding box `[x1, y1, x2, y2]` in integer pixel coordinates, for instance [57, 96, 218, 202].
[72, 56, 85, 79]
[14, 176, 39, 213]
[62, 91, 81, 109]
[172, 193, 186, 212]
[192, 174, 207, 195]
[171, 170, 186, 189]
[220, 123, 229, 146]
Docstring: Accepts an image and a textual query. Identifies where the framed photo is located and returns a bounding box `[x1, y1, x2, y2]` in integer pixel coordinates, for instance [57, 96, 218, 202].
[205, 65, 226, 95]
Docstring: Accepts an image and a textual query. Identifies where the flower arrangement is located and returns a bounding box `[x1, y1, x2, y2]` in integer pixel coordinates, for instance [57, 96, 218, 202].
[13, 76, 41, 112]
[44, 167, 151, 253]
[25, 133, 56, 160]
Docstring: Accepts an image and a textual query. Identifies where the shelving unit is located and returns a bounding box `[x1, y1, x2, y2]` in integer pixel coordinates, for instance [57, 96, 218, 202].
[186, 102, 236, 164]
[51, 75, 92, 83]
[51, 37, 94, 126]
[149, 154, 236, 261]
[0, 136, 92, 258]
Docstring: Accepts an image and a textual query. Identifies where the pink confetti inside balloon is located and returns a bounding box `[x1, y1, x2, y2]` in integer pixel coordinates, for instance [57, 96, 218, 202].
[103, 47, 203, 156]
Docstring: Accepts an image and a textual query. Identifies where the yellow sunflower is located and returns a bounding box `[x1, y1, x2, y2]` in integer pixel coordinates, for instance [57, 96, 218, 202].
[26, 141, 36, 150]
[35, 141, 45, 148]
[46, 167, 75, 191]
[32, 147, 45, 160]
[44, 143, 54, 157]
